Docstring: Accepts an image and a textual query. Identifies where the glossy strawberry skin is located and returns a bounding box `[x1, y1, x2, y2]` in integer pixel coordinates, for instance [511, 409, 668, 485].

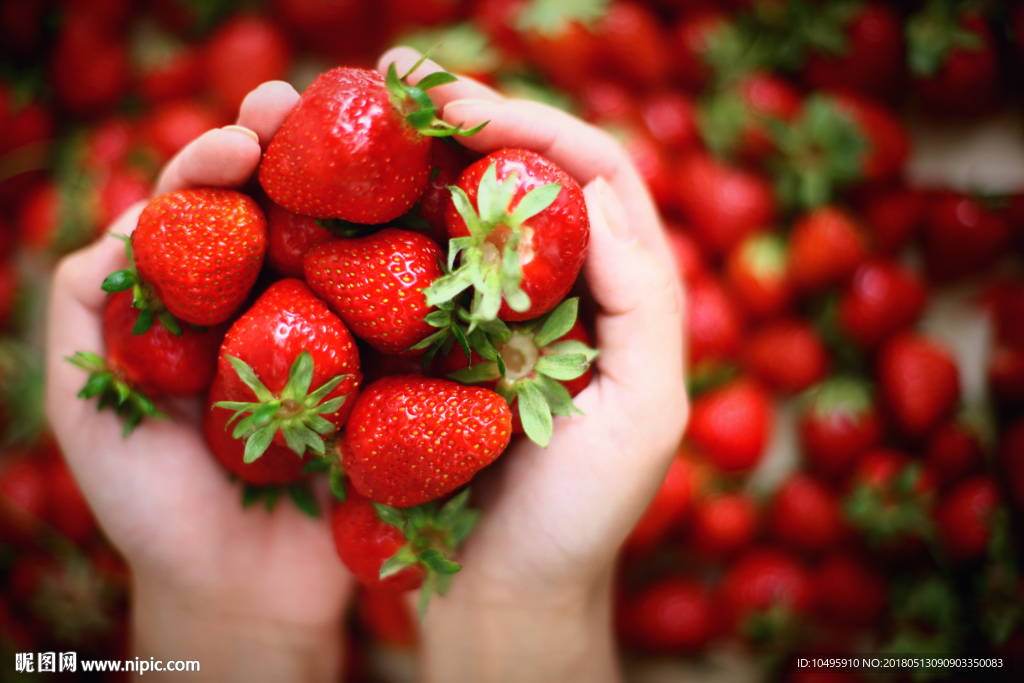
[743, 321, 828, 394]
[418, 139, 473, 246]
[305, 229, 444, 356]
[218, 279, 362, 444]
[260, 68, 432, 224]
[690, 492, 757, 559]
[265, 201, 333, 278]
[725, 232, 792, 321]
[203, 376, 308, 485]
[332, 491, 425, 592]
[687, 274, 743, 369]
[445, 149, 590, 321]
[768, 474, 845, 555]
[720, 548, 813, 633]
[788, 206, 867, 295]
[799, 381, 883, 480]
[342, 376, 512, 507]
[877, 333, 960, 441]
[103, 290, 224, 397]
[922, 191, 1010, 284]
[688, 378, 770, 472]
[838, 260, 926, 350]
[617, 578, 713, 654]
[132, 188, 268, 326]
[205, 16, 291, 114]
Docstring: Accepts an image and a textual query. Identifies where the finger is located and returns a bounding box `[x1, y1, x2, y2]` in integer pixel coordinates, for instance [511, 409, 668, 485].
[583, 178, 688, 452]
[154, 127, 262, 196]
[440, 98, 669, 264]
[236, 80, 301, 150]
[376, 46, 505, 110]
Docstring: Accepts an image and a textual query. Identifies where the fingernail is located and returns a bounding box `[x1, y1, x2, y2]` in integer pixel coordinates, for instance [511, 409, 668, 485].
[594, 177, 634, 242]
[444, 98, 496, 111]
[221, 125, 260, 145]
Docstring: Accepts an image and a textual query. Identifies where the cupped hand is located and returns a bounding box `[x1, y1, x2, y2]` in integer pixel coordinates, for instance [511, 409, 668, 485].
[45, 82, 350, 682]
[376, 49, 689, 681]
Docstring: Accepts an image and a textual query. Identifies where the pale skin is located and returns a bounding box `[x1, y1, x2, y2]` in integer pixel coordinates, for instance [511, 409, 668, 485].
[44, 47, 687, 682]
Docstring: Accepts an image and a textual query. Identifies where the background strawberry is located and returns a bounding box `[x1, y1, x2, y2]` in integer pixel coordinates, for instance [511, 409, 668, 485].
[616, 578, 712, 653]
[877, 333, 960, 441]
[687, 378, 770, 472]
[264, 201, 333, 278]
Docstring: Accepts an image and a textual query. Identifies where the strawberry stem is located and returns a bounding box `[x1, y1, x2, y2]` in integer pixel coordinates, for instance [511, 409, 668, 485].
[67, 351, 170, 436]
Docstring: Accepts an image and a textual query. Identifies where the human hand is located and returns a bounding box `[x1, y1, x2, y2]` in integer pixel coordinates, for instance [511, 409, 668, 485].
[45, 83, 351, 683]
[375, 48, 689, 683]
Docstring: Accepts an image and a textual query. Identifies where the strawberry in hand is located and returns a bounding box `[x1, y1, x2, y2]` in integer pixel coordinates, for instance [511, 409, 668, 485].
[425, 148, 590, 323]
[259, 57, 484, 225]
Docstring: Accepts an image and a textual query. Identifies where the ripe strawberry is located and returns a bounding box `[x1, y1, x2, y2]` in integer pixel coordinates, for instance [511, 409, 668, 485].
[719, 548, 813, 641]
[214, 279, 362, 464]
[617, 578, 713, 653]
[935, 475, 1001, 561]
[690, 492, 757, 558]
[788, 206, 867, 295]
[112, 188, 268, 327]
[595, 1, 670, 90]
[924, 414, 987, 487]
[768, 474, 845, 555]
[688, 378, 770, 472]
[342, 376, 512, 507]
[921, 191, 1010, 283]
[675, 152, 776, 256]
[426, 149, 588, 324]
[877, 333, 960, 440]
[69, 288, 225, 433]
[415, 139, 474, 246]
[799, 377, 882, 479]
[666, 225, 706, 285]
[698, 71, 801, 163]
[837, 259, 926, 349]
[801, 2, 905, 102]
[40, 449, 96, 545]
[265, 201, 333, 278]
[140, 99, 224, 164]
[0, 83, 53, 205]
[670, 8, 731, 93]
[725, 232, 792, 321]
[620, 127, 677, 214]
[829, 91, 908, 184]
[908, 7, 999, 118]
[843, 449, 937, 548]
[624, 454, 694, 557]
[260, 62, 479, 224]
[385, 0, 460, 30]
[131, 23, 203, 104]
[857, 184, 926, 254]
[304, 229, 446, 356]
[204, 376, 308, 486]
[515, 6, 602, 94]
[49, 18, 129, 116]
[640, 91, 700, 153]
[332, 489, 478, 613]
[0, 454, 47, 542]
[355, 587, 416, 649]
[205, 15, 292, 114]
[812, 551, 887, 628]
[743, 320, 828, 394]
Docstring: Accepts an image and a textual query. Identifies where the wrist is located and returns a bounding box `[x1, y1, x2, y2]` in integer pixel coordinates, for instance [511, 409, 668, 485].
[419, 567, 621, 683]
[132, 573, 343, 683]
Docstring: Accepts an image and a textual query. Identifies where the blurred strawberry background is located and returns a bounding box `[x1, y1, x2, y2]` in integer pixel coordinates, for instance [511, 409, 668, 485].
[1, 0, 1024, 681]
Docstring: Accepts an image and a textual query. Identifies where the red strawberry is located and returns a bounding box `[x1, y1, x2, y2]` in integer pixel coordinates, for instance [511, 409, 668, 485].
[260, 63, 477, 224]
[385, 0, 460, 30]
[342, 376, 512, 507]
[640, 91, 700, 153]
[332, 489, 478, 600]
[857, 184, 926, 254]
[49, 18, 129, 117]
[743, 320, 829, 394]
[837, 259, 926, 349]
[215, 279, 361, 465]
[675, 152, 776, 256]
[698, 71, 801, 163]
[787, 206, 867, 295]
[516, 10, 601, 94]
[125, 188, 268, 327]
[617, 578, 713, 653]
[843, 449, 937, 547]
[921, 191, 1010, 283]
[265, 201, 333, 278]
[909, 8, 999, 118]
[690, 492, 757, 558]
[687, 274, 743, 370]
[924, 414, 987, 487]
[802, 2, 905, 102]
[355, 587, 416, 648]
[812, 551, 887, 628]
[768, 474, 845, 555]
[670, 8, 731, 93]
[877, 333, 960, 440]
[935, 475, 1001, 561]
[438, 299, 597, 447]
[430, 148, 589, 322]
[415, 139, 474, 246]
[131, 23, 203, 104]
[720, 548, 813, 639]
[688, 378, 770, 472]
[725, 232, 792, 321]
[140, 99, 224, 164]
[624, 454, 694, 557]
[829, 91, 908, 184]
[665, 225, 706, 285]
[595, 1, 670, 89]
[205, 16, 292, 114]
[304, 229, 446, 356]
[799, 377, 883, 479]
[41, 451, 96, 545]
[204, 376, 308, 486]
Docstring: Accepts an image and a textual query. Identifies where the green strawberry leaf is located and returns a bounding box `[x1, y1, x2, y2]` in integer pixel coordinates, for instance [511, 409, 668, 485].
[287, 482, 320, 518]
[67, 351, 170, 436]
[517, 380, 553, 448]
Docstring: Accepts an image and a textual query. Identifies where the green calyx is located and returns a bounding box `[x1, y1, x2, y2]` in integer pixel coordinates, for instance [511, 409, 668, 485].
[803, 376, 873, 422]
[445, 298, 598, 448]
[100, 235, 184, 336]
[67, 351, 169, 437]
[374, 488, 480, 618]
[410, 296, 473, 373]
[769, 93, 867, 209]
[843, 462, 936, 547]
[397, 23, 501, 77]
[213, 350, 351, 465]
[515, 0, 610, 36]
[385, 55, 488, 139]
[423, 162, 562, 324]
[697, 89, 754, 161]
[907, 0, 984, 77]
[236, 451, 348, 519]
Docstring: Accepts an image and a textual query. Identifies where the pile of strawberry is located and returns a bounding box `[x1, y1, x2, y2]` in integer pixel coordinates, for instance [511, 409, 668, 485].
[71, 57, 597, 614]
